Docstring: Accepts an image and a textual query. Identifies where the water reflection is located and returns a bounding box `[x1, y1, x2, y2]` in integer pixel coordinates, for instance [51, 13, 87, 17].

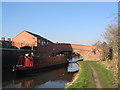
[3, 57, 80, 88]
[3, 66, 74, 88]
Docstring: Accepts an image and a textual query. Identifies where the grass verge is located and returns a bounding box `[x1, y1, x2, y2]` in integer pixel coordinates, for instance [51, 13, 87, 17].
[66, 61, 117, 89]
[66, 61, 96, 89]
[91, 62, 117, 88]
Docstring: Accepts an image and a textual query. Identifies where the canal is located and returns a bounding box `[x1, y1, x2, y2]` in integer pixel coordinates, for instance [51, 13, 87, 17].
[2, 58, 80, 88]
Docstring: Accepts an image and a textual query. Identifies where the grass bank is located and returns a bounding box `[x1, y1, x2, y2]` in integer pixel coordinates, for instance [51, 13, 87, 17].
[91, 62, 117, 88]
[66, 61, 96, 89]
[66, 61, 117, 89]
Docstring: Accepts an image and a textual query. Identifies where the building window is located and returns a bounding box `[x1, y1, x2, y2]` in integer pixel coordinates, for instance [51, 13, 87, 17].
[47, 42, 49, 45]
[42, 41, 44, 46]
[44, 41, 46, 45]
[38, 40, 40, 43]
[23, 39, 26, 43]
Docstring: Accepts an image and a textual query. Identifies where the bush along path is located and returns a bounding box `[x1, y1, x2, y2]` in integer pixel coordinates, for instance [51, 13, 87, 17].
[66, 61, 117, 89]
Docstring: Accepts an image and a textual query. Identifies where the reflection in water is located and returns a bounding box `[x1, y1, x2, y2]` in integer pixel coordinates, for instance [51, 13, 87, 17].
[17, 79, 35, 88]
[3, 57, 80, 88]
[36, 81, 68, 88]
[3, 63, 79, 88]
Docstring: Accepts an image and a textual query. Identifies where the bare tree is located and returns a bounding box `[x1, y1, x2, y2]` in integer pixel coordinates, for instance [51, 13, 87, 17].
[93, 22, 118, 61]
[103, 23, 118, 61]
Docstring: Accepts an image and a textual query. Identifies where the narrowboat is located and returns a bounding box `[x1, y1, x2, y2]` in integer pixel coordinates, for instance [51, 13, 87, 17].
[68, 58, 84, 63]
[12, 53, 68, 74]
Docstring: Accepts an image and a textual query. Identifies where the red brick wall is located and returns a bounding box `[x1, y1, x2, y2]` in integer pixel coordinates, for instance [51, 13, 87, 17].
[12, 31, 100, 60]
[12, 31, 54, 49]
[12, 31, 37, 48]
[36, 44, 101, 61]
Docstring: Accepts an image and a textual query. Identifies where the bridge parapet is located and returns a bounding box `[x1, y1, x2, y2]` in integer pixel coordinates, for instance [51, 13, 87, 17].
[36, 44, 101, 60]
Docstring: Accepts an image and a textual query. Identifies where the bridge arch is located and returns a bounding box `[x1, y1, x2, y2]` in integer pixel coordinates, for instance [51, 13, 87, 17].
[56, 50, 72, 55]
[20, 46, 31, 50]
[55, 50, 84, 60]
[36, 44, 100, 60]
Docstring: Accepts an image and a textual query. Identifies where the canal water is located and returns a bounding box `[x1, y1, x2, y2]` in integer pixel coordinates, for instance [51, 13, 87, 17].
[2, 58, 80, 89]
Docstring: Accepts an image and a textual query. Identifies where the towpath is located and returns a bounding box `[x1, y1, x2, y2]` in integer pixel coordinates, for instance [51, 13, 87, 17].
[87, 63, 103, 89]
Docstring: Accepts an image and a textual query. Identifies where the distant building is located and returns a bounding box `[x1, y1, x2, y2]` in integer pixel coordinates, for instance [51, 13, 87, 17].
[0, 37, 12, 48]
[12, 30, 54, 49]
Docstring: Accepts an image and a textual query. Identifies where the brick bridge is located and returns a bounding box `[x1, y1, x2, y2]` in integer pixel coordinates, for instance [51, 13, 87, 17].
[36, 44, 100, 60]
[11, 31, 100, 60]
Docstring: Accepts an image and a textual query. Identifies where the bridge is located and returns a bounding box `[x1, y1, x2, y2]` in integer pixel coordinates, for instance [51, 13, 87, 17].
[10, 31, 101, 60]
[11, 42, 101, 60]
[36, 43, 100, 61]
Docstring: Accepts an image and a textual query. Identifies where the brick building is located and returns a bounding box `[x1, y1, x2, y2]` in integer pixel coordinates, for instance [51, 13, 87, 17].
[12, 30, 54, 49]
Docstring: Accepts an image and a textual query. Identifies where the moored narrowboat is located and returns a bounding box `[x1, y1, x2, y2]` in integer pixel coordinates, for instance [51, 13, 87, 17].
[12, 53, 68, 74]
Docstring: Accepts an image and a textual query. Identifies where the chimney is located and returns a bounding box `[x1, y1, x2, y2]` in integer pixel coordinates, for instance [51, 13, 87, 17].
[7, 38, 11, 41]
[1, 37, 5, 41]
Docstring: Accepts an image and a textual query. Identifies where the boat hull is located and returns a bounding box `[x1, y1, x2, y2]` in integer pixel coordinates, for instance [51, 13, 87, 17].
[13, 55, 68, 74]
[15, 63, 68, 74]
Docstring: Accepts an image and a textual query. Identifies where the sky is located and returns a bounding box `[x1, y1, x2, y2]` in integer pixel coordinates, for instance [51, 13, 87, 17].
[2, 2, 118, 45]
